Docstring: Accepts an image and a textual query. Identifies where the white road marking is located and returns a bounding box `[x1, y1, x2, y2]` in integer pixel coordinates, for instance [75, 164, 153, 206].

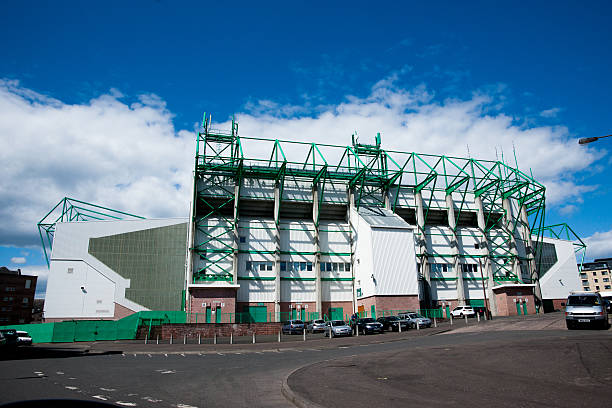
[255, 352, 263, 354]
[217, 353, 224, 356]
[180, 353, 185, 357]
[69, 377, 77, 380]
[174, 404, 198, 408]
[34, 371, 43, 374]
[56, 371, 64, 375]
[339, 346, 349, 349]
[115, 401, 137, 407]
[65, 386, 78, 390]
[128, 393, 138, 397]
[160, 370, 176, 374]
[100, 387, 116, 392]
[234, 352, 241, 355]
[133, 354, 137, 357]
[147, 354, 152, 358]
[92, 396, 108, 401]
[142, 397, 162, 403]
[164, 354, 168, 357]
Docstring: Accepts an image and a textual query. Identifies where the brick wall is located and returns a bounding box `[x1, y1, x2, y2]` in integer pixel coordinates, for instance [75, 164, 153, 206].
[189, 288, 236, 322]
[153, 322, 283, 339]
[493, 287, 536, 316]
[357, 295, 420, 315]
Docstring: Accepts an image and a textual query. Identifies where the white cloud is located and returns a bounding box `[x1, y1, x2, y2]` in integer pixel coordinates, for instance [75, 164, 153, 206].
[0, 79, 194, 247]
[540, 107, 562, 118]
[558, 204, 578, 216]
[10, 256, 26, 264]
[0, 76, 605, 252]
[584, 228, 612, 260]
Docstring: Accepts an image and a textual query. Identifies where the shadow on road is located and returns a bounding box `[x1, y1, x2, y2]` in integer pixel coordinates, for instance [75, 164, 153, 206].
[0, 346, 122, 361]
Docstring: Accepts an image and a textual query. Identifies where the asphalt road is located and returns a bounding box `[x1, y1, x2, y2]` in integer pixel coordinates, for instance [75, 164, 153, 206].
[0, 315, 610, 408]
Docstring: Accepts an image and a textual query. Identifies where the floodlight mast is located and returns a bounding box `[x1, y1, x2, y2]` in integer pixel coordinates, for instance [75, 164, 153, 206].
[578, 134, 612, 145]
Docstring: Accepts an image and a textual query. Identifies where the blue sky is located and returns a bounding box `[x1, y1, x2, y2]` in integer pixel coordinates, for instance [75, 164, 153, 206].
[1, 1, 611, 296]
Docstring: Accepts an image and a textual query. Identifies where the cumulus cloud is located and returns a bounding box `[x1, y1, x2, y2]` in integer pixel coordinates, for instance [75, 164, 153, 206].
[0, 79, 194, 247]
[584, 228, 612, 260]
[228, 75, 602, 207]
[540, 107, 562, 118]
[10, 257, 26, 264]
[0, 76, 605, 252]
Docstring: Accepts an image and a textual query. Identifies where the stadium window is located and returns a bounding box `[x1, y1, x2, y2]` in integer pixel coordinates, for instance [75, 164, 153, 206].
[580, 273, 587, 278]
[593, 271, 597, 276]
[280, 262, 286, 272]
[267, 262, 273, 271]
[339, 263, 345, 272]
[596, 286, 600, 290]
[259, 263, 266, 271]
[320, 263, 325, 272]
[326, 262, 332, 272]
[584, 286, 590, 291]
[22, 298, 28, 304]
[604, 278, 610, 282]
[603, 271, 609, 275]
[293, 262, 300, 272]
[300, 262, 306, 271]
[606, 285, 611, 289]
[474, 243, 480, 249]
[239, 236, 246, 243]
[246, 261, 252, 271]
[306, 262, 313, 271]
[345, 263, 351, 272]
[332, 263, 338, 272]
[594, 279, 599, 283]
[582, 280, 589, 285]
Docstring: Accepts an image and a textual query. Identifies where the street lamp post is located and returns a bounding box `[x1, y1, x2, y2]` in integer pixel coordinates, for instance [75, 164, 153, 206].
[578, 134, 612, 145]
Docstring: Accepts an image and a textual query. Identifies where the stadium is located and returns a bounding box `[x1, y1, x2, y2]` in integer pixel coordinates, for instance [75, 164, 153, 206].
[40, 115, 584, 324]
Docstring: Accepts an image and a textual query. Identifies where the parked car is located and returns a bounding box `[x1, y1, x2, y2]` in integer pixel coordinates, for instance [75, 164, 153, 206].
[324, 320, 353, 337]
[16, 331, 32, 346]
[450, 306, 476, 318]
[282, 320, 305, 334]
[376, 316, 410, 331]
[0, 331, 6, 348]
[306, 319, 327, 333]
[353, 318, 384, 334]
[0, 329, 18, 347]
[398, 313, 432, 328]
[565, 292, 609, 330]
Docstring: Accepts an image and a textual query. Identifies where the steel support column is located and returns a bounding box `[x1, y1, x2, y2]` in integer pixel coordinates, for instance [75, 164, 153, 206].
[475, 196, 498, 316]
[313, 186, 322, 318]
[521, 206, 542, 303]
[446, 194, 465, 305]
[232, 184, 240, 287]
[503, 198, 522, 278]
[415, 191, 431, 305]
[274, 184, 282, 321]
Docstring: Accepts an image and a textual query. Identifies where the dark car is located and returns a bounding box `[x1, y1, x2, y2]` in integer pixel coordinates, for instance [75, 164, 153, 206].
[281, 319, 305, 334]
[353, 318, 384, 334]
[376, 316, 409, 331]
[0, 329, 18, 347]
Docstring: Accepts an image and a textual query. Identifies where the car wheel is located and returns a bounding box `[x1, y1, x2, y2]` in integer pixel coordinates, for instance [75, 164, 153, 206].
[459, 313, 464, 318]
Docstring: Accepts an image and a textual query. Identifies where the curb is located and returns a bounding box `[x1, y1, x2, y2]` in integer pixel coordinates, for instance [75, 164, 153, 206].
[281, 366, 326, 408]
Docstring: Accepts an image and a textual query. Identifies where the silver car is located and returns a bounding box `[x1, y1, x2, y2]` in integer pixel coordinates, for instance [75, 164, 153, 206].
[324, 320, 353, 337]
[399, 312, 432, 328]
[307, 319, 327, 333]
[565, 292, 609, 329]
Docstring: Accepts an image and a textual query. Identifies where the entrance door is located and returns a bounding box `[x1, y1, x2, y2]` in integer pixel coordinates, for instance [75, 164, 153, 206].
[291, 308, 297, 320]
[445, 306, 450, 319]
[215, 308, 222, 323]
[515, 301, 522, 315]
[244, 306, 267, 323]
[522, 302, 528, 315]
[205, 306, 212, 323]
[370, 305, 376, 319]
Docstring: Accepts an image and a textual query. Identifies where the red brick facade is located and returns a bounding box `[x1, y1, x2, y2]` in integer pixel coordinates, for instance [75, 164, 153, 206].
[357, 295, 420, 316]
[493, 285, 536, 316]
[189, 288, 237, 323]
[155, 322, 282, 340]
[0, 268, 37, 325]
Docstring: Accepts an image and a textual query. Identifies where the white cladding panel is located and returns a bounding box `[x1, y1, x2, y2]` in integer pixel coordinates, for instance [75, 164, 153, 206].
[431, 280, 457, 300]
[281, 221, 315, 253]
[281, 280, 316, 302]
[370, 227, 419, 296]
[540, 237, 581, 299]
[241, 178, 275, 199]
[237, 280, 275, 302]
[322, 280, 353, 301]
[319, 222, 351, 254]
[353, 214, 375, 298]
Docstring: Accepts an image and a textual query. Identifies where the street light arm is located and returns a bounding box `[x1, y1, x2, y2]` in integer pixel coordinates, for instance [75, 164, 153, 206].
[579, 134, 612, 145]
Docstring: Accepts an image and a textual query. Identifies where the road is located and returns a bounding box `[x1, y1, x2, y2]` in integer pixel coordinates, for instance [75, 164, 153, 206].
[0, 313, 610, 407]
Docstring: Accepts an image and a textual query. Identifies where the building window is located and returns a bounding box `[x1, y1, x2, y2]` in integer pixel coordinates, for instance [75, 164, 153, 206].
[596, 286, 600, 290]
[584, 286, 590, 291]
[280, 262, 286, 271]
[604, 278, 610, 283]
[326, 262, 332, 272]
[605, 285, 611, 290]
[5, 287, 15, 292]
[25, 280, 31, 289]
[239, 236, 246, 243]
[461, 264, 478, 273]
[582, 280, 589, 285]
[432, 263, 451, 273]
[22, 298, 28, 304]
[67, 268, 73, 274]
[580, 273, 587, 278]
[594, 279, 598, 283]
[593, 271, 597, 276]
[602, 271, 608, 275]
[345, 263, 351, 272]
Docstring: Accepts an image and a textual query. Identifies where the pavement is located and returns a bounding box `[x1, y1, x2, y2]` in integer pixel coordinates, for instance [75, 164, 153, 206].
[1, 312, 611, 408]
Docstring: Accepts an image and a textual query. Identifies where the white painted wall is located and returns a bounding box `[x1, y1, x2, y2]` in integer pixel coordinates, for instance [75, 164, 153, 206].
[539, 237, 582, 299]
[45, 218, 187, 319]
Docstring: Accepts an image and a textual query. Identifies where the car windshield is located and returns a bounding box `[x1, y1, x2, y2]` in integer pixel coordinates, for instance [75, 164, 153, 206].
[408, 313, 418, 318]
[567, 295, 600, 306]
[331, 320, 346, 326]
[360, 318, 376, 323]
[314, 320, 325, 324]
[294, 320, 304, 324]
[387, 316, 399, 321]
